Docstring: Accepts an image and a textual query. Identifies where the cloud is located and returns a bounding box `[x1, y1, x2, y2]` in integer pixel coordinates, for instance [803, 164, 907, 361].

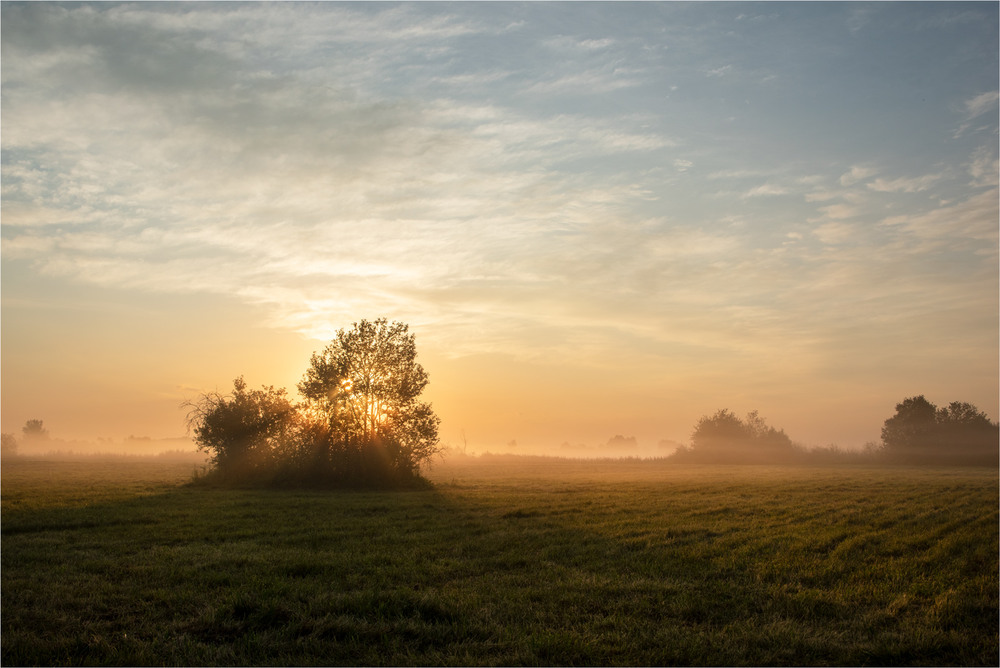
[839, 166, 877, 186]
[964, 90, 999, 119]
[706, 169, 771, 181]
[812, 204, 858, 221]
[953, 90, 999, 137]
[804, 190, 839, 203]
[867, 173, 942, 193]
[968, 145, 999, 188]
[880, 188, 999, 247]
[742, 183, 787, 198]
[579, 38, 614, 50]
[705, 64, 732, 78]
[524, 68, 643, 95]
[846, 5, 874, 33]
[2, 0, 997, 388]
[1, 7, 674, 358]
[812, 222, 857, 245]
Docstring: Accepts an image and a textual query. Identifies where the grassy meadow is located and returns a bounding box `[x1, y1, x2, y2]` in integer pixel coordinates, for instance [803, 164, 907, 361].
[1, 455, 997, 666]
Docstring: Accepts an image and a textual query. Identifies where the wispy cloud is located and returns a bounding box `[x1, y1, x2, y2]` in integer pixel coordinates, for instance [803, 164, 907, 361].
[525, 68, 642, 95]
[803, 190, 840, 203]
[839, 166, 877, 186]
[954, 90, 999, 137]
[812, 221, 858, 245]
[812, 204, 858, 221]
[867, 173, 942, 193]
[968, 145, 999, 188]
[707, 169, 771, 181]
[964, 90, 999, 119]
[741, 183, 788, 198]
[880, 188, 999, 248]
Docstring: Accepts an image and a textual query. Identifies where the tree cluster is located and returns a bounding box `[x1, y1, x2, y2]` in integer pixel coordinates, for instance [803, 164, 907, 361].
[672, 409, 802, 464]
[2, 420, 51, 459]
[674, 396, 997, 466]
[881, 396, 998, 466]
[186, 319, 440, 487]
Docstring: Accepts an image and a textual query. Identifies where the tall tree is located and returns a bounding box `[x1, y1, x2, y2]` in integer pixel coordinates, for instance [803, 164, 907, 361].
[298, 318, 440, 477]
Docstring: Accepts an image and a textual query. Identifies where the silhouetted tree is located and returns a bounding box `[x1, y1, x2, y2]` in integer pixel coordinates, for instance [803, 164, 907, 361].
[185, 377, 298, 478]
[21, 419, 48, 441]
[937, 401, 995, 432]
[685, 409, 799, 463]
[881, 395, 938, 453]
[937, 401, 999, 465]
[692, 409, 749, 448]
[298, 318, 440, 481]
[882, 396, 998, 465]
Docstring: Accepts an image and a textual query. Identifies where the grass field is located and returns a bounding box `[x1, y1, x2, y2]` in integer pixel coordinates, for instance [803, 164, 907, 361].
[2, 455, 997, 666]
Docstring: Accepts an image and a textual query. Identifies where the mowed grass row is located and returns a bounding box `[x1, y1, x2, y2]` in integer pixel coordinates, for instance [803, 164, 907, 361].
[1, 457, 997, 666]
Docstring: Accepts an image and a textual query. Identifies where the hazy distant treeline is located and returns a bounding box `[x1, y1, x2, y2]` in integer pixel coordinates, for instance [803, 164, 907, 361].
[671, 396, 998, 466]
[4, 389, 995, 471]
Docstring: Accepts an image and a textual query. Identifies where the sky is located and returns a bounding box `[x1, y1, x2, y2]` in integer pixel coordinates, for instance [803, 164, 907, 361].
[2, 1, 998, 454]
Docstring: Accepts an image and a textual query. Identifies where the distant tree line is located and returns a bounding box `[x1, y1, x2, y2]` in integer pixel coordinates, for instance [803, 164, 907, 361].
[186, 319, 440, 487]
[672, 396, 997, 466]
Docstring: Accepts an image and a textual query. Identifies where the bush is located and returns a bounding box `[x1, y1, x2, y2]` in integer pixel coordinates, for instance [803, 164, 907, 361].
[184, 377, 297, 481]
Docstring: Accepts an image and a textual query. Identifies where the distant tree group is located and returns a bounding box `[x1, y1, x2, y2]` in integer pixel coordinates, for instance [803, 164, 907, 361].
[673, 396, 997, 467]
[673, 409, 802, 464]
[605, 435, 638, 452]
[2, 420, 51, 459]
[881, 396, 998, 466]
[22, 419, 48, 441]
[186, 319, 440, 487]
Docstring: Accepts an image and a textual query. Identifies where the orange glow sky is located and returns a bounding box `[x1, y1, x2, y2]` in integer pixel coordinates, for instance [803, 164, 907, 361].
[2, 3, 998, 454]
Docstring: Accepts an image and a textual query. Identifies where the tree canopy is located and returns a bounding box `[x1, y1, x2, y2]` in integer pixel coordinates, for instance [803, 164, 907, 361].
[298, 318, 439, 482]
[185, 377, 297, 478]
[674, 397, 997, 467]
[881, 396, 998, 465]
[21, 419, 48, 441]
[187, 319, 440, 487]
[680, 409, 801, 464]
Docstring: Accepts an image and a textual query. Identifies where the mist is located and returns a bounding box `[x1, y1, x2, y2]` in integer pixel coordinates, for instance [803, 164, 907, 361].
[2, 425, 203, 461]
